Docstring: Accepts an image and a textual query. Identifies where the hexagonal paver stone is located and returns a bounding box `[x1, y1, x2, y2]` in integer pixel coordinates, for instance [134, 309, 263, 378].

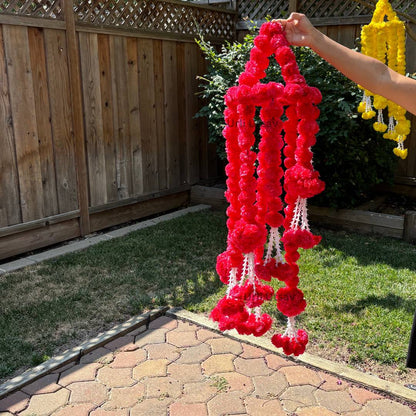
[177, 320, 199, 332]
[264, 353, 292, 370]
[145, 376, 182, 399]
[280, 385, 318, 412]
[202, 354, 235, 376]
[317, 371, 348, 391]
[130, 397, 173, 416]
[168, 362, 204, 383]
[296, 406, 339, 416]
[234, 357, 272, 377]
[133, 359, 169, 379]
[80, 348, 114, 365]
[205, 337, 243, 355]
[342, 409, 378, 416]
[166, 329, 201, 348]
[21, 373, 61, 395]
[90, 409, 129, 416]
[349, 386, 383, 404]
[176, 343, 211, 364]
[144, 343, 181, 361]
[128, 326, 147, 337]
[148, 316, 178, 331]
[103, 383, 145, 409]
[196, 328, 222, 342]
[169, 402, 207, 416]
[216, 371, 254, 394]
[68, 381, 108, 405]
[104, 335, 135, 352]
[314, 389, 361, 414]
[20, 388, 70, 415]
[252, 371, 288, 398]
[135, 328, 167, 347]
[181, 380, 217, 403]
[207, 391, 245, 416]
[240, 343, 267, 359]
[279, 365, 321, 386]
[244, 396, 287, 416]
[52, 403, 96, 416]
[367, 398, 415, 416]
[59, 363, 103, 386]
[97, 367, 135, 388]
[0, 391, 30, 413]
[109, 349, 146, 368]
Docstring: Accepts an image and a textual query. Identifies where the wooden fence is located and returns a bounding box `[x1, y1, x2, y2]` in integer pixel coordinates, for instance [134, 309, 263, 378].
[237, 0, 416, 191]
[0, 0, 236, 260]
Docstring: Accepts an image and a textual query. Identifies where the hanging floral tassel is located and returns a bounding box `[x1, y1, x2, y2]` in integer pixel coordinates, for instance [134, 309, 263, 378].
[358, 0, 410, 159]
[211, 21, 325, 357]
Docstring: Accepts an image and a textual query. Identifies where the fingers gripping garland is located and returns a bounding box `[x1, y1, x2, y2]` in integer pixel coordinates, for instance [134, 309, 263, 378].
[358, 0, 410, 159]
[210, 21, 325, 357]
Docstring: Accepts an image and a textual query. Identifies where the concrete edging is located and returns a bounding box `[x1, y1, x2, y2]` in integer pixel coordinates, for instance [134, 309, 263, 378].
[0, 204, 211, 274]
[0, 306, 169, 399]
[166, 307, 416, 404]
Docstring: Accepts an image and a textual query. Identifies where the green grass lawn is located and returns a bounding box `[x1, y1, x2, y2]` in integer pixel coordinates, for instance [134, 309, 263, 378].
[0, 209, 415, 383]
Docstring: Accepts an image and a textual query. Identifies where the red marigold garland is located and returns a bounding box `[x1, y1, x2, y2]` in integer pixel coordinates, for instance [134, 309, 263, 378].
[210, 21, 325, 356]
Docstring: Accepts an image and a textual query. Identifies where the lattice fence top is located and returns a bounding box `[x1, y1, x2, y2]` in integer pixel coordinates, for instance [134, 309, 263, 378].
[0, 0, 63, 19]
[239, 0, 416, 21]
[73, 0, 236, 40]
[238, 0, 288, 20]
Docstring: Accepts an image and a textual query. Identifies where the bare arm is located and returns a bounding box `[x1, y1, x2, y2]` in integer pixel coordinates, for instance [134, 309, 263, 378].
[278, 13, 416, 116]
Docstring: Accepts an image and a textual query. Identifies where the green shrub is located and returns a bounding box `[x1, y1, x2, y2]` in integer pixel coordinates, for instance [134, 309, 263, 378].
[195, 32, 396, 208]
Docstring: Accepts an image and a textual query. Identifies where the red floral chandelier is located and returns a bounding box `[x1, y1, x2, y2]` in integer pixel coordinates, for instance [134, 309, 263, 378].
[210, 21, 325, 356]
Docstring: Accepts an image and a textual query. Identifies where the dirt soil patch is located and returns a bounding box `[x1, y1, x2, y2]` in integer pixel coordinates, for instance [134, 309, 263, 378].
[357, 193, 416, 216]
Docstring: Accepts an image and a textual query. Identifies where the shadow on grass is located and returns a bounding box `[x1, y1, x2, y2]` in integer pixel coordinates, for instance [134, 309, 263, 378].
[333, 293, 416, 315]
[314, 226, 416, 272]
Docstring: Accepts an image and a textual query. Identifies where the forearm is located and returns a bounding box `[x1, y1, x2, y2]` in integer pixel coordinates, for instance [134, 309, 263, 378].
[308, 29, 416, 115]
[309, 29, 390, 96]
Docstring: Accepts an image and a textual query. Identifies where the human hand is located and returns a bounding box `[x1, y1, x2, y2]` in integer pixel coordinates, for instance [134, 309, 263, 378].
[274, 13, 318, 47]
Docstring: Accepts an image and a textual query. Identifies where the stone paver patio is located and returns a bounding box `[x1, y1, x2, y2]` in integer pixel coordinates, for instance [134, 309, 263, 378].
[0, 315, 415, 416]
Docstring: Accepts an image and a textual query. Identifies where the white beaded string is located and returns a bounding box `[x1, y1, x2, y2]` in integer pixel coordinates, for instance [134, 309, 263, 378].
[226, 268, 238, 297]
[264, 227, 284, 264]
[388, 115, 395, 135]
[290, 197, 310, 231]
[377, 109, 384, 125]
[283, 316, 297, 338]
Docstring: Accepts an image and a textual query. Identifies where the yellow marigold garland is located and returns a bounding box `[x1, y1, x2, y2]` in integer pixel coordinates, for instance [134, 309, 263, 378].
[358, 0, 410, 159]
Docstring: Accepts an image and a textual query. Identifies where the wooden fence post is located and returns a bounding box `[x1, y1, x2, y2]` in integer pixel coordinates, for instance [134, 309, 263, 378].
[404, 211, 416, 243]
[289, 0, 299, 14]
[63, 1, 90, 236]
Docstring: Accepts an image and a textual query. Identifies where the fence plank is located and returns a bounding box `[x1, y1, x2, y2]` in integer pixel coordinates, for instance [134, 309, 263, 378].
[126, 36, 144, 196]
[111, 35, 132, 200]
[0, 26, 21, 227]
[184, 42, 200, 184]
[3, 24, 44, 222]
[163, 40, 181, 188]
[176, 42, 188, 186]
[28, 26, 59, 218]
[138, 38, 159, 193]
[44, 29, 79, 213]
[63, 0, 90, 235]
[97, 33, 118, 203]
[79, 32, 107, 207]
[153, 39, 167, 190]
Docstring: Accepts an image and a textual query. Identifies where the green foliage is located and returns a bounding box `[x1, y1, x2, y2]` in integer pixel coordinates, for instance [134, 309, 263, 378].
[196, 33, 397, 208]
